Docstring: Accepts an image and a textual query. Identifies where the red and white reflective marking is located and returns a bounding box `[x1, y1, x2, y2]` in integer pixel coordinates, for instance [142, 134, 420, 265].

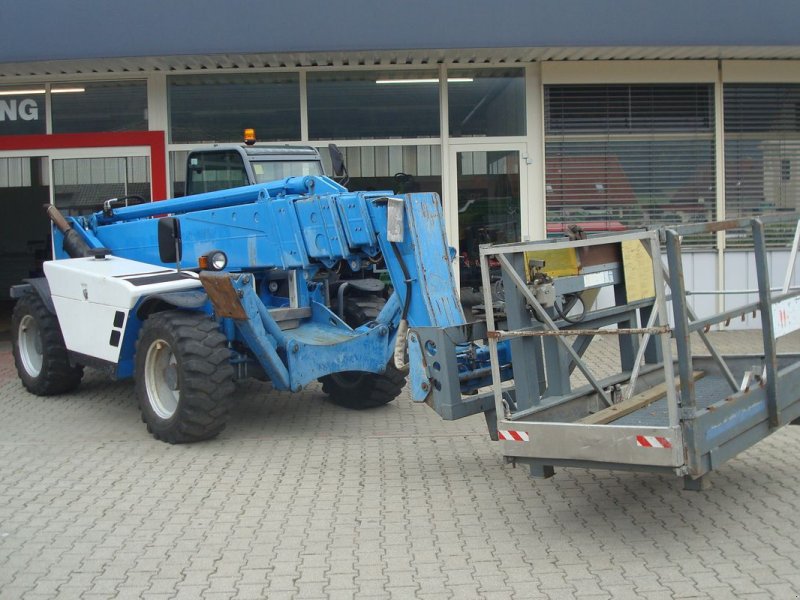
[498, 430, 530, 442]
[636, 435, 672, 449]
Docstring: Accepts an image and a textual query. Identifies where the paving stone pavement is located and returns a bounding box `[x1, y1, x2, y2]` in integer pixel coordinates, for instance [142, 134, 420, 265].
[1, 333, 800, 599]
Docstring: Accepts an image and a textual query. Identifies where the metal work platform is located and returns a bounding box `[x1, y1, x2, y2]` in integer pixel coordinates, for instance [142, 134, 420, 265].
[411, 216, 800, 490]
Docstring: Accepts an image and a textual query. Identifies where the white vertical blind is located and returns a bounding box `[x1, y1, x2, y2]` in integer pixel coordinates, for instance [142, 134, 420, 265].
[0, 158, 32, 187]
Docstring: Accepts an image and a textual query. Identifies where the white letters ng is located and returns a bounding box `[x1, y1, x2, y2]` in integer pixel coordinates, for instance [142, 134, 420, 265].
[0, 99, 39, 122]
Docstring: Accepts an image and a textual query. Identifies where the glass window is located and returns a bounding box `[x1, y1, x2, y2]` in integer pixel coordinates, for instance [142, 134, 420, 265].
[725, 84, 800, 246]
[316, 144, 442, 195]
[169, 73, 300, 143]
[186, 151, 248, 195]
[53, 156, 151, 216]
[251, 160, 323, 183]
[170, 150, 189, 198]
[546, 84, 713, 134]
[456, 151, 521, 315]
[448, 68, 525, 137]
[545, 83, 716, 245]
[51, 81, 147, 133]
[171, 151, 325, 197]
[0, 87, 46, 135]
[308, 71, 440, 140]
[545, 139, 716, 229]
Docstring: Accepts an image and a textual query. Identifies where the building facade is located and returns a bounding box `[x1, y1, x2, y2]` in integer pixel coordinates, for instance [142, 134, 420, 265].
[2, 1, 800, 324]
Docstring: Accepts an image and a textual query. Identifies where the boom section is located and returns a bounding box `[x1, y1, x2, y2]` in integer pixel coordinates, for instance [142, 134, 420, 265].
[75, 176, 464, 330]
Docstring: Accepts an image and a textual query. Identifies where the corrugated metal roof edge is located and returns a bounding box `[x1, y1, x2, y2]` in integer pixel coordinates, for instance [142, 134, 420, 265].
[2, 46, 800, 79]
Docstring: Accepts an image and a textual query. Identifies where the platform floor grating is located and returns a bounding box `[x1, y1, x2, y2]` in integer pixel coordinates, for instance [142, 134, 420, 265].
[613, 375, 736, 427]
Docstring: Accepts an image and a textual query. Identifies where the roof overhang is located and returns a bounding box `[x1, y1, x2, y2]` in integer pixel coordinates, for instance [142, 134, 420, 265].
[2, 46, 800, 80]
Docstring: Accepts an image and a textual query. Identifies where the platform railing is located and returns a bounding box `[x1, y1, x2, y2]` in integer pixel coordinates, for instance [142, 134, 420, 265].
[479, 229, 680, 429]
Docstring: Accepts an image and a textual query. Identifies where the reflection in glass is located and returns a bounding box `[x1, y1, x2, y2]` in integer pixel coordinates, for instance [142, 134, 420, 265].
[315, 144, 442, 196]
[251, 160, 323, 183]
[169, 74, 300, 143]
[448, 69, 525, 138]
[308, 71, 440, 140]
[544, 83, 716, 246]
[457, 150, 521, 316]
[52, 81, 147, 134]
[725, 83, 800, 246]
[185, 151, 248, 195]
[53, 157, 151, 216]
[545, 140, 716, 234]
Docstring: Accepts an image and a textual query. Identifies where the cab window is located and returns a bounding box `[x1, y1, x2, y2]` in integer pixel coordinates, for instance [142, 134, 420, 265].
[252, 160, 324, 183]
[186, 151, 249, 195]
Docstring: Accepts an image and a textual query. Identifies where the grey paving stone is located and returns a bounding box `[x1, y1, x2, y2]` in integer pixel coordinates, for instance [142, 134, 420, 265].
[1, 332, 800, 599]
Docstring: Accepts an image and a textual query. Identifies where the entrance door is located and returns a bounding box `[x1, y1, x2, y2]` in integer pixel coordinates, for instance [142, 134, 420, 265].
[447, 144, 528, 316]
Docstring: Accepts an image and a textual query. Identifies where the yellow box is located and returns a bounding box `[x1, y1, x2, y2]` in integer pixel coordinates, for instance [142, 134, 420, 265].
[621, 240, 655, 301]
[524, 248, 579, 281]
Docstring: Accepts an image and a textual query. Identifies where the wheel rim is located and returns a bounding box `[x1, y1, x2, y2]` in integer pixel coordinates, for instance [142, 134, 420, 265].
[18, 314, 43, 377]
[144, 338, 180, 419]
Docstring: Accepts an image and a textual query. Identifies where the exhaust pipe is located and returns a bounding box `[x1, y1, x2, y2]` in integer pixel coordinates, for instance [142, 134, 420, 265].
[45, 204, 91, 258]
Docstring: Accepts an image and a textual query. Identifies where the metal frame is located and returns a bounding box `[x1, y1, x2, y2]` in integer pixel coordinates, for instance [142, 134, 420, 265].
[0, 131, 167, 201]
[479, 230, 685, 468]
[447, 142, 530, 288]
[473, 218, 800, 489]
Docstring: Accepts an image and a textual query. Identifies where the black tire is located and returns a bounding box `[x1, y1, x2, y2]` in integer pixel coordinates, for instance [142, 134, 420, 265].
[320, 292, 407, 409]
[135, 311, 234, 444]
[11, 291, 83, 395]
[320, 362, 406, 409]
[342, 294, 383, 324]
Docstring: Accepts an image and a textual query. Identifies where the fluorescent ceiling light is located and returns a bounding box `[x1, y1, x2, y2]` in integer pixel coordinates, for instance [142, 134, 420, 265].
[0, 88, 46, 96]
[52, 87, 86, 94]
[0, 86, 85, 96]
[375, 78, 473, 84]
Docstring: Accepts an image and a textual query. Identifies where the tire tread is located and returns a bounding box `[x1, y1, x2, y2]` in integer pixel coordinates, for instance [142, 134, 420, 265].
[320, 292, 406, 409]
[135, 311, 234, 444]
[320, 362, 406, 409]
[11, 292, 83, 396]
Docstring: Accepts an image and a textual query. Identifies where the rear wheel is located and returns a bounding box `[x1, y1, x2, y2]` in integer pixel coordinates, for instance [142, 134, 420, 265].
[135, 311, 234, 443]
[320, 291, 407, 409]
[12, 292, 83, 395]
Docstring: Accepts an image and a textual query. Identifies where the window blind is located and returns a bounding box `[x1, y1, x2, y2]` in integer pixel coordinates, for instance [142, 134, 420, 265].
[545, 84, 716, 243]
[724, 84, 800, 246]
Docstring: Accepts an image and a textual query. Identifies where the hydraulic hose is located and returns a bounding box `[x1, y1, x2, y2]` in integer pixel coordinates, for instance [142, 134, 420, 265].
[45, 204, 92, 258]
[554, 293, 586, 324]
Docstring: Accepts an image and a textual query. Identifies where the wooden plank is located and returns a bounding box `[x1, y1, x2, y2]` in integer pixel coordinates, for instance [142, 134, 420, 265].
[579, 371, 704, 425]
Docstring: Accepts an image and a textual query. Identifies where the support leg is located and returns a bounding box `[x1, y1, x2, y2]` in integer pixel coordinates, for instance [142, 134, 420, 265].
[683, 475, 711, 491]
[530, 464, 555, 479]
[484, 410, 498, 441]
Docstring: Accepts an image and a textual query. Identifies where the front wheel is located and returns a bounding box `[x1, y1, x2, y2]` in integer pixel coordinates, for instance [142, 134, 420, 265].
[320, 362, 406, 409]
[320, 290, 406, 409]
[135, 311, 234, 443]
[12, 292, 83, 395]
